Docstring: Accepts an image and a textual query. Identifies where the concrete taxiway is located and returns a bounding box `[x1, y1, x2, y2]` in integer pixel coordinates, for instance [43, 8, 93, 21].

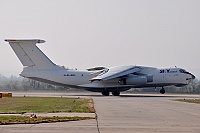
[0, 92, 200, 133]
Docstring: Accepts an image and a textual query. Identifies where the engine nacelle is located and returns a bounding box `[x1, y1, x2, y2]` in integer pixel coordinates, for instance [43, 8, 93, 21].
[119, 76, 147, 85]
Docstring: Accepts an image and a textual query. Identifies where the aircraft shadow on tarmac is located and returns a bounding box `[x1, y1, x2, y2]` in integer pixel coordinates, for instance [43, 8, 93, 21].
[119, 94, 177, 98]
[64, 93, 178, 98]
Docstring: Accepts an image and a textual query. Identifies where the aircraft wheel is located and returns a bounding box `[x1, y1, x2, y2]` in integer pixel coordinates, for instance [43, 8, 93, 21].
[102, 91, 109, 96]
[160, 88, 165, 94]
[112, 91, 120, 96]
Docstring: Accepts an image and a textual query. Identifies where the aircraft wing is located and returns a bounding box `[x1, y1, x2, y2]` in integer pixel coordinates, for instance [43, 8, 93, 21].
[90, 65, 140, 81]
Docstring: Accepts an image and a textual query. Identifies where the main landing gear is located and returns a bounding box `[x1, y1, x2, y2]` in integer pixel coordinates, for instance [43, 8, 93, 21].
[102, 91, 109, 96]
[160, 87, 165, 94]
[112, 91, 120, 96]
[101, 91, 120, 96]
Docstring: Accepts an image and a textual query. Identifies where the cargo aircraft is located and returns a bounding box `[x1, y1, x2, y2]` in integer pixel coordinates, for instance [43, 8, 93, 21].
[5, 39, 195, 96]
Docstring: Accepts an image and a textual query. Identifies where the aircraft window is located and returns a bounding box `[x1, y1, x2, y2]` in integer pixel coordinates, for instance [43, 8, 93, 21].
[179, 69, 182, 73]
[179, 69, 189, 74]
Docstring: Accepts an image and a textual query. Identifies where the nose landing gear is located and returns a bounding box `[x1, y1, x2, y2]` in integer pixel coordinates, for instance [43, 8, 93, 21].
[160, 87, 165, 94]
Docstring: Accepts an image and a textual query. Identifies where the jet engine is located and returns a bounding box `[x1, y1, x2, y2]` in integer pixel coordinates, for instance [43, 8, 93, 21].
[118, 76, 147, 85]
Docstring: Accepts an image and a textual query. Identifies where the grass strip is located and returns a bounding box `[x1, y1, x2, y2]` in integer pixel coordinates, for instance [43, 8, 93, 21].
[175, 99, 200, 104]
[0, 97, 95, 114]
[0, 116, 94, 125]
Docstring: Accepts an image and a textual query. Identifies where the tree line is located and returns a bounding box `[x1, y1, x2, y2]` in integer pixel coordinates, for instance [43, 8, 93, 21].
[0, 74, 66, 92]
[0, 74, 200, 93]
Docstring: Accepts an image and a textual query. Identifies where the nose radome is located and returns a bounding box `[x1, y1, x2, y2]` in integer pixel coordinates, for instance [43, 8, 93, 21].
[186, 73, 195, 80]
[191, 74, 195, 79]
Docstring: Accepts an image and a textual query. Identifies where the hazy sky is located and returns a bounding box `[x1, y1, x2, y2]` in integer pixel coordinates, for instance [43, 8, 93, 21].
[0, 0, 200, 79]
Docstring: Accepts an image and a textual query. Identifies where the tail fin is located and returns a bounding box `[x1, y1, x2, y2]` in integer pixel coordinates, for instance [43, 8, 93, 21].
[5, 39, 58, 69]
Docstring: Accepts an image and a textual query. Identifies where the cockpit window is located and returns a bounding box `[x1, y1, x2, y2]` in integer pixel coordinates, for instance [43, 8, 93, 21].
[179, 69, 190, 74]
[179, 69, 186, 73]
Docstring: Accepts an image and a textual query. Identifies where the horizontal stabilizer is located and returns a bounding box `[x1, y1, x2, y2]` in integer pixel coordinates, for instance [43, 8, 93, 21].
[5, 39, 45, 44]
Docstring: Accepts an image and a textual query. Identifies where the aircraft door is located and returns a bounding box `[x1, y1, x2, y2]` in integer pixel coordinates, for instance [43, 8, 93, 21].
[162, 73, 167, 84]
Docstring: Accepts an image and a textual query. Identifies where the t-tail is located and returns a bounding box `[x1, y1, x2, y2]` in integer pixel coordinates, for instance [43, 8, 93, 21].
[5, 39, 60, 70]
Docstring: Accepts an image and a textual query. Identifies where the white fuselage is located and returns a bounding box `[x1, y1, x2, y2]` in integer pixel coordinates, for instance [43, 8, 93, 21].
[20, 66, 194, 92]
